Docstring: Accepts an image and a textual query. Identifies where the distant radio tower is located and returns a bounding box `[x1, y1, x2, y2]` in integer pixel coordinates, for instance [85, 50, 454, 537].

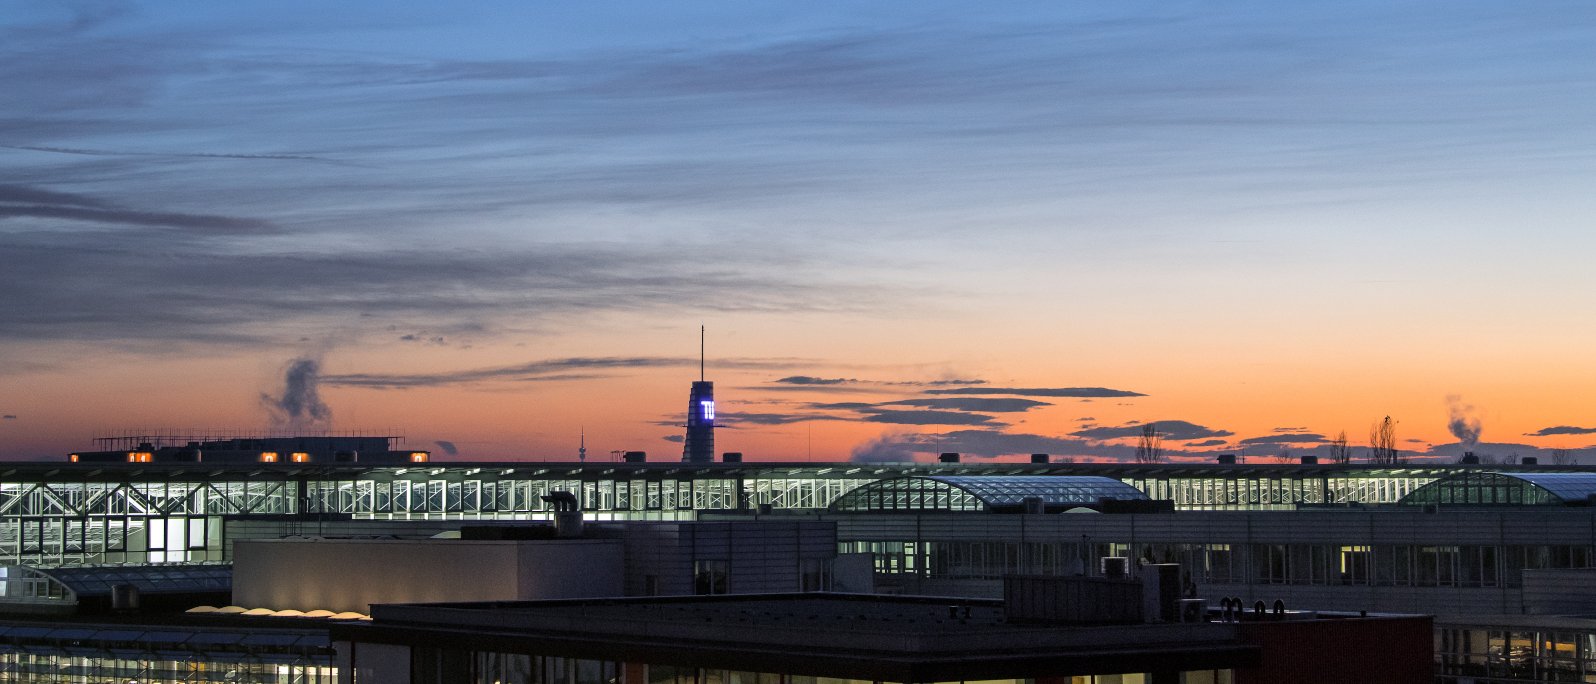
[579, 426, 587, 463]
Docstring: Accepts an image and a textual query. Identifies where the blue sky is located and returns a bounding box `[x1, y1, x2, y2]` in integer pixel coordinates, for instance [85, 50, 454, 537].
[3, 2, 1596, 460]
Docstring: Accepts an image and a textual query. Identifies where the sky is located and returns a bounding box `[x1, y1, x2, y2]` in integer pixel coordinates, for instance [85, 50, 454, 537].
[3, 1, 1596, 463]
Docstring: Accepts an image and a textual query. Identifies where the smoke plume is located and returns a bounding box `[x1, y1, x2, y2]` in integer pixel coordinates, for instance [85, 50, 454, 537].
[1447, 395, 1482, 447]
[262, 357, 332, 430]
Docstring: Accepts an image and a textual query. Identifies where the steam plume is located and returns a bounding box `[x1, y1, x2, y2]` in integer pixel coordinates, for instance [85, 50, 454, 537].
[262, 357, 332, 431]
[1446, 395, 1482, 447]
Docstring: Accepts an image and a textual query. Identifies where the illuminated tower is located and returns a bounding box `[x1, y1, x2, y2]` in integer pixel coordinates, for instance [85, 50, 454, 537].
[682, 326, 715, 463]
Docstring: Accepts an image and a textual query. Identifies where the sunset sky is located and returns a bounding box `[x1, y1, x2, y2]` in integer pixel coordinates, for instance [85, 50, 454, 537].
[4, 2, 1596, 462]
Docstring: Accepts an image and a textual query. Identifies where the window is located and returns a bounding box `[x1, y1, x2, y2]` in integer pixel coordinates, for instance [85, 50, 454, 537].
[695, 560, 729, 595]
[800, 559, 831, 592]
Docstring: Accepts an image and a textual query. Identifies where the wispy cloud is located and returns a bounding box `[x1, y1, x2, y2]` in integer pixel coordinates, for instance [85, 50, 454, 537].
[1239, 433, 1325, 445]
[1526, 425, 1596, 437]
[1071, 420, 1233, 441]
[863, 410, 999, 426]
[879, 397, 1050, 413]
[323, 356, 817, 389]
[925, 387, 1146, 398]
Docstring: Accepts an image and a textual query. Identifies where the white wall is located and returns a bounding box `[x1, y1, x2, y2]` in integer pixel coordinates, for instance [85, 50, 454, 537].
[233, 538, 623, 613]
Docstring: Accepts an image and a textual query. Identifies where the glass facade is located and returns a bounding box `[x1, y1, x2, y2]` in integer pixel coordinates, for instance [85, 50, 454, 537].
[845, 539, 1596, 589]
[0, 462, 1548, 566]
[1437, 625, 1596, 682]
[410, 650, 1235, 684]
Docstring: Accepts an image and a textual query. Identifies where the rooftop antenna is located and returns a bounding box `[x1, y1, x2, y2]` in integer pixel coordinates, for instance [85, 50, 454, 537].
[700, 324, 705, 381]
[579, 426, 587, 463]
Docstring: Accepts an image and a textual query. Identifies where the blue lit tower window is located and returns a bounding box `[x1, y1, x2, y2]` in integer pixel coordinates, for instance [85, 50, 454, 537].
[683, 380, 715, 462]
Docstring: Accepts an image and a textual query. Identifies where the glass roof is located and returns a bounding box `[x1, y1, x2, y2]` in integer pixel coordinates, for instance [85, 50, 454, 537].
[1497, 472, 1596, 502]
[28, 564, 231, 598]
[0, 623, 329, 656]
[829, 475, 1148, 512]
[1398, 471, 1596, 506]
[925, 476, 1149, 506]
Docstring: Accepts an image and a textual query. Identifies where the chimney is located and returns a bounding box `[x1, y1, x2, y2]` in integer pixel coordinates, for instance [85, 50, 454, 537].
[540, 491, 584, 538]
[939, 452, 960, 463]
[722, 452, 743, 463]
[623, 451, 646, 463]
[1522, 456, 1539, 465]
[1299, 455, 1318, 465]
[1216, 454, 1237, 465]
[1460, 452, 1479, 464]
[1031, 453, 1050, 464]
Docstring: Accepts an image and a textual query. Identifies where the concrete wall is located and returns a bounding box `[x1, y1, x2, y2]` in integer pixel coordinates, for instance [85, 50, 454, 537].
[622, 520, 837, 596]
[233, 538, 623, 613]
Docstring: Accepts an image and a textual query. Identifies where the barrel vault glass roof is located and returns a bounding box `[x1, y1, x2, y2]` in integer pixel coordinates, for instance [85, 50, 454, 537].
[829, 475, 1149, 513]
[1399, 472, 1596, 506]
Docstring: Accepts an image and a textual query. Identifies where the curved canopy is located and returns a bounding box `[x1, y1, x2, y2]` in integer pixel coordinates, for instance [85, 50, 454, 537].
[1398, 471, 1596, 506]
[828, 475, 1148, 513]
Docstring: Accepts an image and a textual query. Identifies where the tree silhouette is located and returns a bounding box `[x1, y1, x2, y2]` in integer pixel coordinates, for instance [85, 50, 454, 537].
[1135, 423, 1164, 464]
[1329, 430, 1352, 464]
[1368, 416, 1400, 464]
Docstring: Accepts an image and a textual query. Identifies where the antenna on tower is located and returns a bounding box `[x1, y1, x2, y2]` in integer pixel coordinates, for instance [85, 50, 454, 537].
[700, 324, 705, 381]
[579, 426, 587, 463]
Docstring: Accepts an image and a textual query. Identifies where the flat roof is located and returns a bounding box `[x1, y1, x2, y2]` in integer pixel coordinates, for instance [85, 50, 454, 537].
[0, 459, 1545, 483]
[342, 594, 1257, 680]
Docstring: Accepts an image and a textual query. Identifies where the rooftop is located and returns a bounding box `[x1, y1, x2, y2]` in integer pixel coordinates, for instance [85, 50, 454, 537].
[349, 593, 1254, 681]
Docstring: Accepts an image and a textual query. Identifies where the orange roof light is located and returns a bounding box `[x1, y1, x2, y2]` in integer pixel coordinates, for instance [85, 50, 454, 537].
[291, 452, 310, 463]
[69, 454, 79, 463]
[127, 452, 153, 463]
[409, 452, 429, 463]
[260, 452, 279, 463]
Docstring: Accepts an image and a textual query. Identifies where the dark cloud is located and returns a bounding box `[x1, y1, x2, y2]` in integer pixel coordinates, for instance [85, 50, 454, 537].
[0, 183, 276, 234]
[880, 397, 1049, 413]
[861, 410, 997, 426]
[0, 227, 884, 348]
[0, 144, 346, 164]
[809, 402, 878, 410]
[1273, 426, 1307, 432]
[718, 411, 848, 426]
[259, 357, 331, 431]
[1071, 420, 1233, 441]
[774, 376, 855, 385]
[322, 356, 814, 389]
[1186, 439, 1227, 447]
[1525, 426, 1596, 437]
[1, 415, 15, 420]
[1077, 416, 1096, 422]
[925, 387, 1145, 398]
[433, 440, 458, 456]
[661, 435, 684, 443]
[850, 430, 1119, 462]
[1239, 433, 1325, 445]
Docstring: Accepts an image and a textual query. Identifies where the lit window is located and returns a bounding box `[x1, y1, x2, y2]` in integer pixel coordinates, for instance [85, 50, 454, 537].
[68, 454, 79, 463]
[260, 452, 279, 463]
[409, 452, 429, 463]
[127, 452, 153, 463]
[291, 452, 310, 463]
[701, 400, 715, 421]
